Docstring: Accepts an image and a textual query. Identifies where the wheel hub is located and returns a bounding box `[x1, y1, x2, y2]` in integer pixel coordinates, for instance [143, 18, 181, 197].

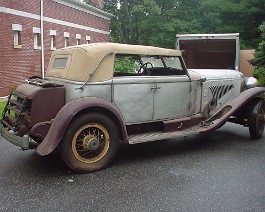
[83, 136, 100, 151]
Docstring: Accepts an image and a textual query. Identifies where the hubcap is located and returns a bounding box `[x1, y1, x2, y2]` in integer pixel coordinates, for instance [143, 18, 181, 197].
[83, 136, 100, 151]
[72, 123, 110, 164]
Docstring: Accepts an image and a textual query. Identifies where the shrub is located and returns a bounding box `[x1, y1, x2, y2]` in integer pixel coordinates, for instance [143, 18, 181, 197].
[250, 22, 265, 86]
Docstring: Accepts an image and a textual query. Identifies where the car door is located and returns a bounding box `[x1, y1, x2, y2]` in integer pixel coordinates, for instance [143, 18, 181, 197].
[112, 77, 154, 124]
[152, 76, 191, 120]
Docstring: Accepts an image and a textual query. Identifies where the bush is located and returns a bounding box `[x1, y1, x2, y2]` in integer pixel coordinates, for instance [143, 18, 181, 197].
[250, 22, 265, 86]
[253, 67, 265, 86]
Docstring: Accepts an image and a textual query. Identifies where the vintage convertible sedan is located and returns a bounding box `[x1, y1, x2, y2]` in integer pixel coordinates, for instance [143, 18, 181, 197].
[1, 43, 265, 172]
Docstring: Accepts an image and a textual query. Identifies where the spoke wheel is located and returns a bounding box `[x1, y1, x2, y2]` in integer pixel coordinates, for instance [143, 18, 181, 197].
[72, 123, 110, 164]
[60, 113, 119, 173]
[248, 99, 265, 140]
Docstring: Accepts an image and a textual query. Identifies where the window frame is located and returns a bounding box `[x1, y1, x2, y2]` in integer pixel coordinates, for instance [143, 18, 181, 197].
[12, 24, 22, 49]
[50, 30, 56, 51]
[76, 34, 81, 45]
[64, 32, 70, 47]
[33, 27, 41, 50]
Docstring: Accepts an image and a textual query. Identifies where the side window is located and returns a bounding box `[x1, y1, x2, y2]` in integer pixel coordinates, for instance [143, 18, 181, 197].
[141, 56, 163, 67]
[114, 55, 141, 75]
[163, 57, 184, 71]
[141, 56, 185, 76]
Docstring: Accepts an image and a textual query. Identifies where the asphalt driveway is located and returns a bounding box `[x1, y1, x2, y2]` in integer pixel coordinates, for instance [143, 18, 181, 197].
[0, 123, 265, 212]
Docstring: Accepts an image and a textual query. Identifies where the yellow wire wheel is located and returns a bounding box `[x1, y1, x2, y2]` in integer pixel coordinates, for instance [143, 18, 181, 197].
[61, 112, 119, 173]
[71, 123, 110, 164]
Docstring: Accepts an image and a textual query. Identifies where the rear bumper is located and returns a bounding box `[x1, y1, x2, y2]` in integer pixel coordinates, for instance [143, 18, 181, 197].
[0, 124, 30, 150]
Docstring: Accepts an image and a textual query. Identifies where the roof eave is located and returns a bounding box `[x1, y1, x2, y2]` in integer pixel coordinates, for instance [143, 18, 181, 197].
[52, 0, 114, 20]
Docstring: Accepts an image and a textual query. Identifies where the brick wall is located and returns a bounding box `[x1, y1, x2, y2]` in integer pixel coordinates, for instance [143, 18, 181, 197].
[0, 0, 110, 96]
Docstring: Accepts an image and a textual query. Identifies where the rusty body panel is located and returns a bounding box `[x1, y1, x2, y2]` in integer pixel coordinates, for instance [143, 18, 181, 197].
[36, 97, 127, 156]
[16, 84, 65, 129]
[29, 120, 53, 141]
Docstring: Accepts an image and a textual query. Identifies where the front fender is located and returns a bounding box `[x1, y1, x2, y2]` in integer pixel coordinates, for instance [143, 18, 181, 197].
[201, 87, 265, 130]
[36, 97, 127, 156]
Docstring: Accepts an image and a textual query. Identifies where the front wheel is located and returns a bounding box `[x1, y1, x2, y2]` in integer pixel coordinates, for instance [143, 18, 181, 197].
[60, 113, 119, 173]
[248, 99, 265, 140]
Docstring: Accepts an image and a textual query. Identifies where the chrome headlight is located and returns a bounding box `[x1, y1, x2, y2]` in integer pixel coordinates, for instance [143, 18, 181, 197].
[245, 77, 258, 89]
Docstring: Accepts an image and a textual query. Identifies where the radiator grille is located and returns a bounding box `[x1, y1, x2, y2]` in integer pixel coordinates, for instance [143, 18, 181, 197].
[209, 84, 234, 101]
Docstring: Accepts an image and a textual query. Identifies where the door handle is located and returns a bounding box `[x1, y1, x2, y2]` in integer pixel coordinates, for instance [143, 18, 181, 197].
[150, 86, 161, 90]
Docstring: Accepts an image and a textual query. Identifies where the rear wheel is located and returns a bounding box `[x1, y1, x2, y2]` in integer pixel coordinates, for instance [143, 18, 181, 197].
[248, 99, 265, 140]
[60, 113, 119, 173]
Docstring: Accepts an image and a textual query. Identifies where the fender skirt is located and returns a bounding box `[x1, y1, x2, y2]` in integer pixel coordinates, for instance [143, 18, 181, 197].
[36, 97, 127, 156]
[200, 87, 265, 131]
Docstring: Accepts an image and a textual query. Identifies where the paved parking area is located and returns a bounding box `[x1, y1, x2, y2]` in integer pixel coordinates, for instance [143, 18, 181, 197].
[0, 123, 265, 212]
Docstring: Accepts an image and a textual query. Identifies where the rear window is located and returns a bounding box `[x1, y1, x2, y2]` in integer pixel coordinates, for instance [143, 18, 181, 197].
[53, 57, 68, 69]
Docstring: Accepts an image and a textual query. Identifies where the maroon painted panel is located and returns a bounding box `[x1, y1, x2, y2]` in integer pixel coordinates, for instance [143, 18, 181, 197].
[36, 97, 127, 156]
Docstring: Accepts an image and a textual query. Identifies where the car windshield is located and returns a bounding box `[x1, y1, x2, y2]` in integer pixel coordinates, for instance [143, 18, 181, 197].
[141, 56, 183, 70]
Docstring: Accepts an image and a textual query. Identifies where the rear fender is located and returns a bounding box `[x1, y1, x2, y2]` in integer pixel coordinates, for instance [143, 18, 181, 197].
[36, 97, 127, 156]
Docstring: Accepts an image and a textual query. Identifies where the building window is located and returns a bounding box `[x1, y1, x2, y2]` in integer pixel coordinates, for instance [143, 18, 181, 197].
[33, 27, 41, 50]
[50, 30, 56, 50]
[76, 34, 81, 45]
[12, 24, 22, 49]
[86, 36, 91, 44]
[64, 32, 70, 47]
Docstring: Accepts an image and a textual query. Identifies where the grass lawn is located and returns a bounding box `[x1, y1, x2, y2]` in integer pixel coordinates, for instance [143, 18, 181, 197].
[0, 101, 7, 117]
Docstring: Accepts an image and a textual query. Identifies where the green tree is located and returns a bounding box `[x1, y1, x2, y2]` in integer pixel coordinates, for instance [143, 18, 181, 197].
[250, 22, 265, 86]
[104, 0, 264, 49]
[202, 0, 265, 48]
[104, 0, 163, 44]
[105, 0, 206, 48]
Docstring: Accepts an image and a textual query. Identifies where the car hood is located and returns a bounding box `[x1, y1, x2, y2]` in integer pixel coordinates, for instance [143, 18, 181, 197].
[189, 69, 243, 80]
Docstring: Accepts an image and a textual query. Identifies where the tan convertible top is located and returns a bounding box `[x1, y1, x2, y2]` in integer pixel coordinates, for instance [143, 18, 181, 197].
[46, 42, 182, 82]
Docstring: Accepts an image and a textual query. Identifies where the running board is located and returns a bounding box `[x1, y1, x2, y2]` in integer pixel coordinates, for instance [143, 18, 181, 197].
[128, 126, 202, 144]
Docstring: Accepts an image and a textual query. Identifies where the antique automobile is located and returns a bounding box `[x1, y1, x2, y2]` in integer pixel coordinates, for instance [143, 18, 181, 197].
[0, 43, 265, 173]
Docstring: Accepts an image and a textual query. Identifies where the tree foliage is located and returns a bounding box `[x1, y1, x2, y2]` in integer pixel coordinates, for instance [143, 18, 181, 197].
[202, 0, 265, 48]
[104, 0, 207, 48]
[103, 0, 265, 49]
[250, 22, 265, 86]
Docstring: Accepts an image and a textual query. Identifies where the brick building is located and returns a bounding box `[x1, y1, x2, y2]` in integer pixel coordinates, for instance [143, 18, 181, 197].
[0, 0, 111, 96]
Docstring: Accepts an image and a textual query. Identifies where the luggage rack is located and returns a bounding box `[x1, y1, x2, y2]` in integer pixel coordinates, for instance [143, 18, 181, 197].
[26, 77, 63, 88]
[1, 93, 31, 133]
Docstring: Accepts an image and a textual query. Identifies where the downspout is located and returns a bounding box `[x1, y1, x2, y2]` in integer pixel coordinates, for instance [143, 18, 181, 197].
[40, 0, 45, 78]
